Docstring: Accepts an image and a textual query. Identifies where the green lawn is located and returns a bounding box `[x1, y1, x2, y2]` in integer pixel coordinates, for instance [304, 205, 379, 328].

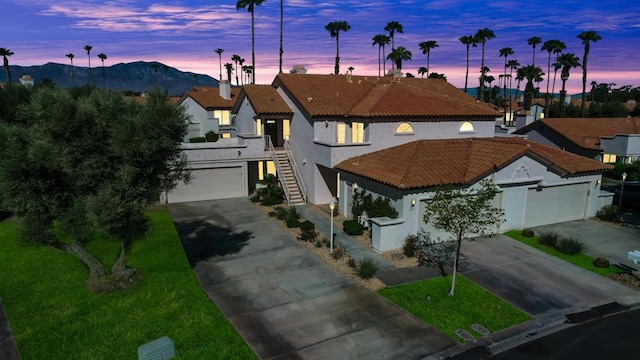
[0, 208, 255, 359]
[505, 230, 620, 276]
[378, 275, 530, 342]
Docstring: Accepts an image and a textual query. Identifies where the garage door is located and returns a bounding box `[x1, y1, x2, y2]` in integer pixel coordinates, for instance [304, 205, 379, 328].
[167, 167, 243, 203]
[524, 183, 588, 227]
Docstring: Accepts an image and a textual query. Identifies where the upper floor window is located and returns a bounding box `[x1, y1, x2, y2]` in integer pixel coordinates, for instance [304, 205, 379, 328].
[459, 121, 474, 132]
[603, 154, 616, 163]
[336, 122, 346, 144]
[395, 122, 414, 134]
[352, 122, 365, 143]
[214, 110, 231, 126]
[255, 118, 262, 136]
[283, 119, 290, 140]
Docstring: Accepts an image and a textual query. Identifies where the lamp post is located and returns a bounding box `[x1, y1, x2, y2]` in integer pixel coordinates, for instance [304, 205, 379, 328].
[329, 198, 336, 253]
[618, 172, 627, 213]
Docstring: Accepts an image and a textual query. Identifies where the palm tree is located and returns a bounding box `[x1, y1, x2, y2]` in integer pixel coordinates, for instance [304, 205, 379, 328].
[507, 59, 520, 102]
[0, 48, 14, 84]
[557, 53, 581, 116]
[236, 0, 265, 84]
[232, 54, 241, 85]
[541, 40, 566, 114]
[163, 65, 169, 95]
[384, 21, 404, 70]
[215, 48, 224, 81]
[578, 30, 602, 117]
[418, 40, 439, 77]
[325, 20, 351, 75]
[550, 61, 561, 102]
[475, 28, 496, 102]
[150, 63, 159, 89]
[459, 35, 477, 94]
[224, 63, 234, 83]
[499, 47, 514, 99]
[519, 65, 544, 111]
[279, 0, 284, 74]
[527, 36, 542, 66]
[242, 65, 249, 84]
[372, 34, 390, 77]
[387, 46, 412, 71]
[418, 66, 427, 78]
[84, 45, 93, 85]
[97, 53, 107, 88]
[485, 75, 496, 104]
[65, 53, 75, 87]
[239, 58, 246, 85]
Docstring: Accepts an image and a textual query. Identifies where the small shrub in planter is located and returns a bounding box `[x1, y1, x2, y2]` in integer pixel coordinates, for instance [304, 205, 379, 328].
[521, 229, 534, 237]
[347, 256, 357, 268]
[268, 211, 277, 217]
[357, 257, 380, 279]
[403, 234, 418, 257]
[314, 240, 323, 248]
[273, 206, 288, 220]
[189, 136, 206, 143]
[205, 131, 219, 142]
[596, 205, 619, 223]
[285, 207, 301, 228]
[286, 217, 301, 228]
[556, 237, 585, 255]
[250, 194, 261, 202]
[298, 229, 318, 242]
[538, 232, 560, 248]
[343, 219, 364, 235]
[331, 246, 345, 260]
[299, 220, 315, 231]
[593, 257, 610, 268]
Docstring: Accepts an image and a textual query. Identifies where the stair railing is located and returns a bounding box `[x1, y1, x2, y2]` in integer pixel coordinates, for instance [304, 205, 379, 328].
[285, 139, 306, 203]
[268, 137, 291, 205]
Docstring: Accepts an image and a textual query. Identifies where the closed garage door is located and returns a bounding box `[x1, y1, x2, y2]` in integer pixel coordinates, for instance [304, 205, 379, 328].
[167, 167, 243, 203]
[524, 183, 588, 227]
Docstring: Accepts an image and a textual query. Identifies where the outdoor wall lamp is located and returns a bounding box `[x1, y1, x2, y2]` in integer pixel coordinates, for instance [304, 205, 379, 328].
[325, 121, 329, 128]
[411, 198, 416, 207]
[353, 183, 358, 190]
[329, 198, 337, 253]
[237, 150, 241, 157]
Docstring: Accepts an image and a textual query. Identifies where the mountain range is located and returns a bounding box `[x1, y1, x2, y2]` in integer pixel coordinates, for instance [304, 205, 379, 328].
[0, 61, 221, 96]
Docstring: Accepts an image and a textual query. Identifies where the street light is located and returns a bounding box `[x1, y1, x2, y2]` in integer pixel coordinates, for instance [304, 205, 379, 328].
[618, 172, 627, 213]
[329, 198, 336, 253]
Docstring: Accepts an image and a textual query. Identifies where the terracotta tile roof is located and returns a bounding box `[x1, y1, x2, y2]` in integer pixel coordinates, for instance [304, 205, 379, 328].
[180, 86, 240, 109]
[273, 74, 500, 120]
[236, 84, 293, 117]
[515, 117, 640, 150]
[335, 137, 611, 189]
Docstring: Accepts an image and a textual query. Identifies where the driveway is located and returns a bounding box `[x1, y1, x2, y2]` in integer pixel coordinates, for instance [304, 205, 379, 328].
[168, 199, 455, 359]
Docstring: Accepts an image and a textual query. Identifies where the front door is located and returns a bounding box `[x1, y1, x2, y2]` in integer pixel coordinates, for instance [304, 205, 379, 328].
[265, 120, 281, 147]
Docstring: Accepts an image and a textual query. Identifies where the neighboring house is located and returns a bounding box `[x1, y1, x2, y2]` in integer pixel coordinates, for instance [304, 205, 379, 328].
[19, 75, 34, 87]
[178, 81, 240, 141]
[514, 117, 640, 163]
[495, 97, 546, 134]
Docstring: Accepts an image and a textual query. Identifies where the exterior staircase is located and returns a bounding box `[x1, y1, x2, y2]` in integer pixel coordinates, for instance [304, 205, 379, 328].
[274, 149, 305, 205]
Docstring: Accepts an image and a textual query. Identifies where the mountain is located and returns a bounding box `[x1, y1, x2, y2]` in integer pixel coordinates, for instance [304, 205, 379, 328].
[0, 61, 220, 96]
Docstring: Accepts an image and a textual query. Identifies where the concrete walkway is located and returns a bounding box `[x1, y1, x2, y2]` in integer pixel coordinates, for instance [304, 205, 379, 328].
[0, 298, 21, 360]
[169, 199, 455, 359]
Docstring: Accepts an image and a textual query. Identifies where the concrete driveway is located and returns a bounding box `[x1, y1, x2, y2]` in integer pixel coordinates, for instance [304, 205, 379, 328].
[168, 199, 455, 359]
[461, 233, 640, 317]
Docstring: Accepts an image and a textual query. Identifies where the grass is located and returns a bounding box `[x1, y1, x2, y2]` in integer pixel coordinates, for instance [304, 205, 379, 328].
[0, 207, 255, 360]
[378, 275, 530, 342]
[505, 230, 620, 276]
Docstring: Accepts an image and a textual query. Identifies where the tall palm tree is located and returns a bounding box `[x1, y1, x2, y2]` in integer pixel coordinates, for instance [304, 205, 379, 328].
[163, 65, 169, 95]
[550, 61, 561, 101]
[97, 53, 107, 88]
[418, 40, 439, 77]
[507, 59, 520, 101]
[279, 0, 284, 73]
[65, 53, 75, 87]
[418, 66, 427, 78]
[372, 34, 390, 77]
[232, 54, 241, 85]
[0, 48, 14, 84]
[224, 63, 234, 83]
[557, 53, 581, 116]
[519, 65, 544, 111]
[475, 28, 496, 102]
[527, 36, 542, 66]
[84, 45, 93, 85]
[242, 65, 249, 85]
[325, 20, 351, 75]
[236, 0, 265, 84]
[215, 48, 224, 81]
[541, 40, 566, 114]
[150, 63, 159, 89]
[578, 30, 602, 117]
[384, 21, 404, 70]
[459, 35, 477, 94]
[387, 46, 412, 71]
[239, 58, 246, 85]
[499, 47, 514, 99]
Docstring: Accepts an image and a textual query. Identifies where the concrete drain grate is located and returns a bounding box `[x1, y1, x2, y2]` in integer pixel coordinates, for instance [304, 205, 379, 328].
[455, 329, 474, 342]
[471, 323, 490, 336]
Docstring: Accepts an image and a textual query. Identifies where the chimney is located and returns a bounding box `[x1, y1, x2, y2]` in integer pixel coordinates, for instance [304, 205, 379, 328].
[290, 65, 307, 74]
[219, 80, 231, 100]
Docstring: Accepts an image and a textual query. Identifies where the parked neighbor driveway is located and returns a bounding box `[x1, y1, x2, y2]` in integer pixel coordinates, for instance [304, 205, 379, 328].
[168, 199, 455, 359]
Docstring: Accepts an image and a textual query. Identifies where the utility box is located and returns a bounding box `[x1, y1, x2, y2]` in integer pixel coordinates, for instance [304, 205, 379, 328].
[138, 336, 176, 360]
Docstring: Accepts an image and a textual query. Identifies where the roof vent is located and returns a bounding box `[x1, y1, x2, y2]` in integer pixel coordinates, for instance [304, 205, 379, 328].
[219, 80, 231, 100]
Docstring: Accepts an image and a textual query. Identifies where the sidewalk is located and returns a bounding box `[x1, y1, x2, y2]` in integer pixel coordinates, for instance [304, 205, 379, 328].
[0, 298, 21, 360]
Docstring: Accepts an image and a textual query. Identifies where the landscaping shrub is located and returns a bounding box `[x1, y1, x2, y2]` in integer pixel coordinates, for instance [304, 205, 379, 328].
[285, 206, 301, 228]
[314, 240, 323, 248]
[205, 131, 219, 142]
[556, 237, 585, 255]
[254, 174, 284, 206]
[331, 246, 345, 260]
[347, 256, 357, 268]
[299, 220, 315, 231]
[593, 257, 610, 268]
[268, 211, 277, 217]
[521, 229, 534, 237]
[343, 219, 364, 235]
[273, 206, 288, 220]
[298, 220, 318, 242]
[189, 136, 206, 143]
[351, 189, 398, 219]
[403, 234, 418, 257]
[357, 257, 380, 279]
[538, 232, 560, 247]
[596, 205, 619, 223]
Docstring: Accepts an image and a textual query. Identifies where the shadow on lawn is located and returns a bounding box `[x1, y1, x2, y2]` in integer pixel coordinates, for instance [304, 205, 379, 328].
[175, 219, 253, 267]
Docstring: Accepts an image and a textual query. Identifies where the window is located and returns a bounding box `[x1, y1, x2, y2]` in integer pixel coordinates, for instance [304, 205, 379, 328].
[459, 121, 474, 132]
[336, 123, 346, 144]
[255, 118, 262, 136]
[395, 122, 414, 134]
[258, 161, 276, 180]
[352, 122, 364, 143]
[283, 119, 290, 141]
[221, 133, 231, 139]
[213, 110, 231, 126]
[603, 154, 617, 163]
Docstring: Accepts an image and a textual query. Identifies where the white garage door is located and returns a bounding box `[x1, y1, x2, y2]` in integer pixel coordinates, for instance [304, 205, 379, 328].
[524, 183, 588, 227]
[167, 167, 243, 203]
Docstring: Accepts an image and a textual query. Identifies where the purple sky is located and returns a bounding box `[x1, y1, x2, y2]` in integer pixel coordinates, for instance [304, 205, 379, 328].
[3, 0, 639, 94]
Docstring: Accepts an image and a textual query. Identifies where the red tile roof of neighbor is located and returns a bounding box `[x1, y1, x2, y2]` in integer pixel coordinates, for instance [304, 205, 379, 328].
[235, 84, 293, 116]
[515, 117, 640, 150]
[273, 73, 501, 120]
[181, 86, 240, 109]
[335, 137, 611, 189]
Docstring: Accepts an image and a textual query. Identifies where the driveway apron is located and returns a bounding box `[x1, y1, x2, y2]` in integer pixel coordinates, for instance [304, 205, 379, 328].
[168, 199, 455, 359]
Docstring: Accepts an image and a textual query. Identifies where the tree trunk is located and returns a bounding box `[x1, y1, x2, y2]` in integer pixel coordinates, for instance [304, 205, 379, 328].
[64, 240, 108, 278]
[449, 234, 463, 296]
[111, 239, 135, 279]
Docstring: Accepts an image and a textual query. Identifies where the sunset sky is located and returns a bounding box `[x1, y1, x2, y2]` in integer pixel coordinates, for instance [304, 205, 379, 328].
[3, 0, 639, 94]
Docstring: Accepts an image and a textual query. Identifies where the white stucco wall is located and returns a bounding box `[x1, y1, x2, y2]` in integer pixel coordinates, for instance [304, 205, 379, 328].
[600, 135, 640, 161]
[234, 97, 258, 135]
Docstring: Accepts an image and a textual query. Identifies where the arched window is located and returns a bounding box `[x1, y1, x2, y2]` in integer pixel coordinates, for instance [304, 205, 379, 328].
[395, 122, 414, 134]
[459, 121, 474, 132]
